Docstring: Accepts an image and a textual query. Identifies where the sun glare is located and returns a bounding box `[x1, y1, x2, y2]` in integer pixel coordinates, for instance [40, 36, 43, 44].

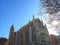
[46, 23, 59, 36]
[47, 28, 59, 36]
[52, 20, 59, 26]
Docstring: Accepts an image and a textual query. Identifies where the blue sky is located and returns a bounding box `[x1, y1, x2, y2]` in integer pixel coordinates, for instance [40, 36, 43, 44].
[0, 0, 39, 38]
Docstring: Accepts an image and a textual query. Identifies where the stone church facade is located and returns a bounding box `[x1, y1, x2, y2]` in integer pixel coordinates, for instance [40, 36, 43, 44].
[8, 17, 51, 45]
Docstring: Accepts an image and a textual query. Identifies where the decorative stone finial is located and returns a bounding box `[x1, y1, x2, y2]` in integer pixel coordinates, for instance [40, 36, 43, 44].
[11, 24, 14, 28]
[33, 14, 35, 19]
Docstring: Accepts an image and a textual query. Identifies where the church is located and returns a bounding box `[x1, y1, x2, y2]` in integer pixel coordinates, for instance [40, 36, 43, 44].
[8, 16, 51, 45]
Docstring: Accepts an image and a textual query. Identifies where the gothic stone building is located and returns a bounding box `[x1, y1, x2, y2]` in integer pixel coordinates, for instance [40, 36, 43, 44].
[8, 17, 51, 45]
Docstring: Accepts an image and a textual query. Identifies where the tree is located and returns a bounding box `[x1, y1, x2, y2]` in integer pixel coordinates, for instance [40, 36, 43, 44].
[39, 0, 60, 36]
[40, 0, 60, 14]
[0, 37, 7, 45]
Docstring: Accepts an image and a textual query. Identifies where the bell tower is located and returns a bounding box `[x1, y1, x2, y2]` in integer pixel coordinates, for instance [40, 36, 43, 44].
[9, 25, 15, 45]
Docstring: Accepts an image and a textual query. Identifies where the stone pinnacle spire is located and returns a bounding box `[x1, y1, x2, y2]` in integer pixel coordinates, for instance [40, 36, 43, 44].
[10, 24, 14, 32]
[33, 14, 35, 20]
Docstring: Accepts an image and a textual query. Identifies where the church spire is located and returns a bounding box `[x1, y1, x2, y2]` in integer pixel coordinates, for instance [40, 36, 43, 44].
[10, 24, 14, 32]
[33, 14, 35, 20]
[11, 24, 14, 28]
